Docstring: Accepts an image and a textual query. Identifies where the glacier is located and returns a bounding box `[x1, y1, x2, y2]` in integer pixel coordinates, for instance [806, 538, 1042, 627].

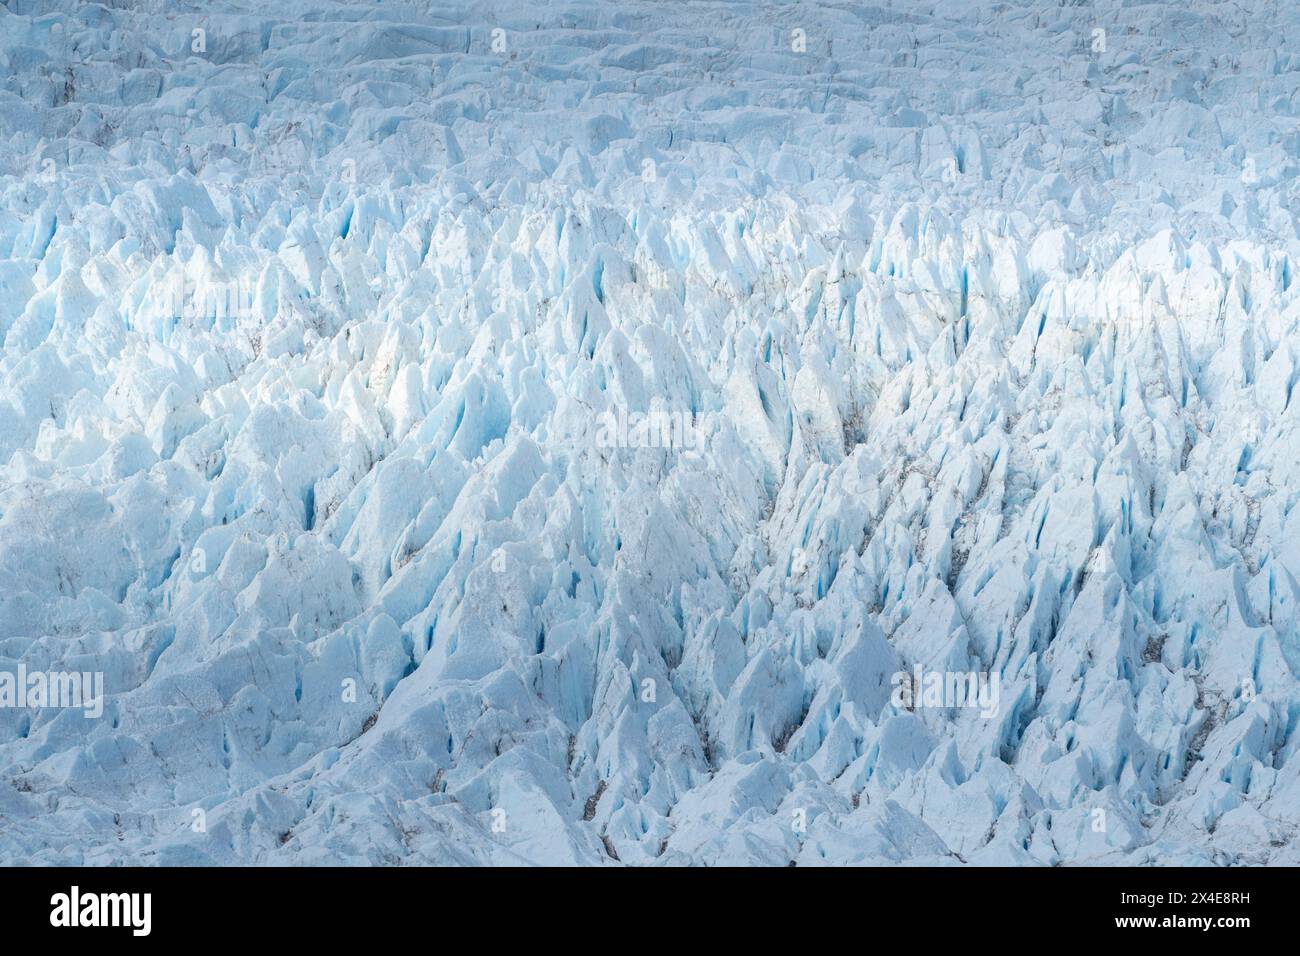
[0, 0, 1298, 866]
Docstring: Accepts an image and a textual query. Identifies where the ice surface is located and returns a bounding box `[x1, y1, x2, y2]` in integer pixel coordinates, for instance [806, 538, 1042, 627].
[1, 0, 1299, 865]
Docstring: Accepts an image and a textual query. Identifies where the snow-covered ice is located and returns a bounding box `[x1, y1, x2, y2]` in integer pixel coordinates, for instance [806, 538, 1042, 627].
[1, 0, 1299, 865]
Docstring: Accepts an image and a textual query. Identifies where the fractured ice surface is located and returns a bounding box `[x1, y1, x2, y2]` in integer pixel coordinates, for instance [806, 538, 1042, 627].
[1, 0, 1299, 864]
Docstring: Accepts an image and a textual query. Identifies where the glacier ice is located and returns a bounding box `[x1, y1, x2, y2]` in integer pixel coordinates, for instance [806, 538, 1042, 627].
[0, 0, 1299, 865]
